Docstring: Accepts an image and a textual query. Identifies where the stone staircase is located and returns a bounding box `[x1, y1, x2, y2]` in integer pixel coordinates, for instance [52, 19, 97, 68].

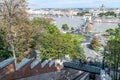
[0, 58, 62, 80]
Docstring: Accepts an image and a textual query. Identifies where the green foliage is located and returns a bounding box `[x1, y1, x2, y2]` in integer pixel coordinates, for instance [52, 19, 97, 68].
[105, 25, 120, 72]
[46, 24, 60, 35]
[62, 24, 69, 31]
[0, 0, 33, 63]
[73, 34, 85, 59]
[71, 27, 74, 31]
[99, 13, 105, 17]
[118, 23, 120, 27]
[30, 18, 60, 49]
[90, 38, 101, 51]
[0, 29, 12, 61]
[30, 18, 85, 60]
[106, 28, 115, 35]
[105, 11, 116, 17]
[40, 33, 84, 60]
[0, 15, 85, 61]
[77, 11, 89, 16]
[0, 30, 5, 48]
[99, 11, 116, 17]
[30, 18, 51, 28]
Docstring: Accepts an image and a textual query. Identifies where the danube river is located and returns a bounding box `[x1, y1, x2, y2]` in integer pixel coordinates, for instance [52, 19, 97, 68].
[30, 15, 120, 33]
[52, 16, 120, 33]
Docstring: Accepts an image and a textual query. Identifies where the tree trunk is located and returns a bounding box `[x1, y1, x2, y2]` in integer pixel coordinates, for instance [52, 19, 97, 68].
[11, 43, 16, 64]
[10, 22, 17, 64]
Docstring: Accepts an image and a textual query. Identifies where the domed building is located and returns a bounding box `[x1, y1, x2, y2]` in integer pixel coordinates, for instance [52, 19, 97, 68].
[100, 4, 106, 12]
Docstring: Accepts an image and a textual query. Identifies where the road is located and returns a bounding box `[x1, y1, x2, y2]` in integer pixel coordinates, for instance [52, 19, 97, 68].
[81, 42, 102, 62]
[73, 29, 103, 62]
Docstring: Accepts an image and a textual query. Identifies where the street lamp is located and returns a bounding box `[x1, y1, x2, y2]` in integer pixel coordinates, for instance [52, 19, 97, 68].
[102, 46, 106, 70]
[102, 55, 105, 69]
[59, 48, 62, 61]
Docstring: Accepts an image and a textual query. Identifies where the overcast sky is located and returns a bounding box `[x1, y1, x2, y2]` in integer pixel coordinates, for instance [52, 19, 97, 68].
[28, 0, 120, 8]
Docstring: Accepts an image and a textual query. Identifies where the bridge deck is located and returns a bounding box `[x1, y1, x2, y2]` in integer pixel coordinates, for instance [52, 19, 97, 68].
[93, 21, 120, 24]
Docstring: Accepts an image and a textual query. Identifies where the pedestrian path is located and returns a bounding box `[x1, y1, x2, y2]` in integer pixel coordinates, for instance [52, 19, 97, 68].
[63, 61, 101, 74]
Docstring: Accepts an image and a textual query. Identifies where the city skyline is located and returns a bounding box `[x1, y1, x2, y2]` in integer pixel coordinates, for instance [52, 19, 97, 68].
[28, 0, 120, 9]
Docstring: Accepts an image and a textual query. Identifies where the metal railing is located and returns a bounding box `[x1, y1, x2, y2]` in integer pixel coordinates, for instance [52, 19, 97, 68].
[73, 72, 89, 80]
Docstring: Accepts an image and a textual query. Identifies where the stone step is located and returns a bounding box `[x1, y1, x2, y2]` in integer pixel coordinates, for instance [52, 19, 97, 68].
[0, 58, 14, 69]
[16, 58, 31, 71]
[31, 59, 41, 69]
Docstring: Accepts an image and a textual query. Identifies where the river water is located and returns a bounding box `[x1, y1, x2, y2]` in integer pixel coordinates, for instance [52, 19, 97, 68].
[30, 15, 120, 33]
[52, 16, 120, 33]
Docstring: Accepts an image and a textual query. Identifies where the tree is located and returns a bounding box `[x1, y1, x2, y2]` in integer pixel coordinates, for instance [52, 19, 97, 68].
[62, 24, 69, 31]
[30, 18, 60, 49]
[105, 11, 116, 17]
[106, 39, 120, 79]
[71, 34, 85, 59]
[0, 29, 12, 61]
[106, 28, 115, 35]
[99, 11, 117, 17]
[105, 25, 120, 79]
[30, 18, 62, 59]
[30, 18, 85, 60]
[71, 27, 74, 31]
[77, 11, 89, 16]
[90, 38, 101, 51]
[99, 13, 105, 17]
[0, 0, 33, 63]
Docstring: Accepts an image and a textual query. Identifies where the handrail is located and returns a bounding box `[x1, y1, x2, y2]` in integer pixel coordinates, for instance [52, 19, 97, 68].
[73, 72, 88, 80]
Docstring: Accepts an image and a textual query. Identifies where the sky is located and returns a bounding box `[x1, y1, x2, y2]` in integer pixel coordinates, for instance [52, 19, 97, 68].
[28, 0, 120, 9]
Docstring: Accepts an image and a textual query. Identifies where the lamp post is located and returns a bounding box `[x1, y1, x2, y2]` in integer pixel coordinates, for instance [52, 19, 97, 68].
[102, 46, 106, 70]
[102, 52, 105, 69]
[59, 48, 62, 61]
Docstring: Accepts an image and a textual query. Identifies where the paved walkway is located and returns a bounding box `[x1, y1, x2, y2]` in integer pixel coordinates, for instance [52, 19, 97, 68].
[63, 61, 101, 74]
[59, 68, 82, 80]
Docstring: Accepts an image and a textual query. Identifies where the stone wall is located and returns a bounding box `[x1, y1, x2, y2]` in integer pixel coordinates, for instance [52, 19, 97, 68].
[0, 58, 61, 80]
